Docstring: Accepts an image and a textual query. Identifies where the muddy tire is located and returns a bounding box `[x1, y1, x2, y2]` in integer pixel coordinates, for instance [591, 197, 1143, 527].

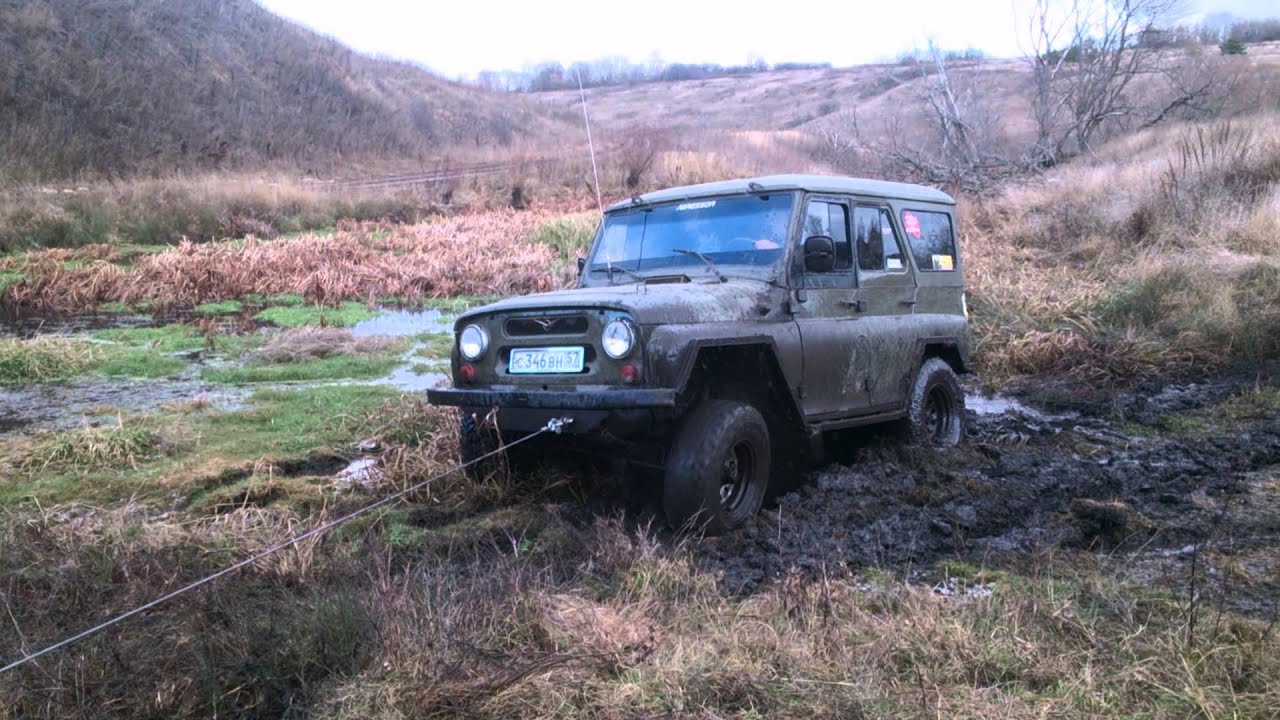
[664, 399, 771, 534]
[905, 358, 965, 446]
[459, 410, 502, 481]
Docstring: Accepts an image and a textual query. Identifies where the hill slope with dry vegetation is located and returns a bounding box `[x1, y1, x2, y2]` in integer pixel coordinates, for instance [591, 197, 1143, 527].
[0, 0, 567, 183]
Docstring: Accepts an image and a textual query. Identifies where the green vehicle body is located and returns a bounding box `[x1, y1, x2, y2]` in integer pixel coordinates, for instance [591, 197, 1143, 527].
[428, 174, 969, 527]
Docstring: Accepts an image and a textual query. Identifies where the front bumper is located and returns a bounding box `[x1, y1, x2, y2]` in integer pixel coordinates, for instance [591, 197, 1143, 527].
[426, 387, 676, 410]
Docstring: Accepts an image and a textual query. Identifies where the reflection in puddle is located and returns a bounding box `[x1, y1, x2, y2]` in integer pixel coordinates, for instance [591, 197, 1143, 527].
[967, 393, 1046, 418]
[350, 308, 452, 337]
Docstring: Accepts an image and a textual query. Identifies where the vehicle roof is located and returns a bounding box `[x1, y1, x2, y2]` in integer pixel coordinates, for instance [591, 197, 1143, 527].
[606, 174, 955, 212]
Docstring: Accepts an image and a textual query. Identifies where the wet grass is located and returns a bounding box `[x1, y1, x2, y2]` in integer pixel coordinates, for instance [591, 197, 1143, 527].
[91, 324, 264, 356]
[97, 348, 190, 379]
[19, 418, 168, 473]
[201, 355, 401, 384]
[193, 299, 244, 315]
[0, 269, 22, 296]
[419, 294, 501, 314]
[0, 337, 97, 384]
[414, 331, 454, 360]
[254, 301, 379, 328]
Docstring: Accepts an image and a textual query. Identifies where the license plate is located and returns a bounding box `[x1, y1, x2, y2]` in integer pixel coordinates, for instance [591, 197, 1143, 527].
[508, 346, 585, 374]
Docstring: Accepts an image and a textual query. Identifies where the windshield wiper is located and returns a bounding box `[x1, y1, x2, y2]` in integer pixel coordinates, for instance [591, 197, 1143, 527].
[671, 248, 726, 282]
[589, 264, 645, 284]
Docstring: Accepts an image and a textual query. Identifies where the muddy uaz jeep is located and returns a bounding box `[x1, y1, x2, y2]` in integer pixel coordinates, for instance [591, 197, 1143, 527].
[427, 174, 969, 533]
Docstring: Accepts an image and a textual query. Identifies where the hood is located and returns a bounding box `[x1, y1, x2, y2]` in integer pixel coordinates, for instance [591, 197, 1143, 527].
[457, 278, 784, 325]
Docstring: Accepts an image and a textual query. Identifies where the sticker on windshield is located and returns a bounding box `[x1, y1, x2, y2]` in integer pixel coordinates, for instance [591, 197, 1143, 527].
[902, 211, 923, 239]
[932, 254, 954, 270]
[676, 201, 716, 211]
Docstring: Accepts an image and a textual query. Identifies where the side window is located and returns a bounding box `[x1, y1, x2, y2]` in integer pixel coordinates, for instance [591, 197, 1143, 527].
[901, 210, 957, 271]
[854, 206, 906, 273]
[802, 200, 851, 271]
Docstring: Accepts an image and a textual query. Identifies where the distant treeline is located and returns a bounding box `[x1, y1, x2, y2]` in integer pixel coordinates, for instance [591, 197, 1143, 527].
[1146, 17, 1280, 46]
[473, 57, 834, 93]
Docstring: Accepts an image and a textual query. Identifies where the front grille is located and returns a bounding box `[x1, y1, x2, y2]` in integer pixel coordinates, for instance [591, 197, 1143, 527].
[505, 315, 588, 336]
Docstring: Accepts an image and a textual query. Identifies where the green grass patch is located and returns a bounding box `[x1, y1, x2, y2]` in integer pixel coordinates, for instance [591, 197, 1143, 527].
[0, 337, 98, 384]
[96, 349, 189, 379]
[92, 324, 206, 352]
[205, 384, 399, 457]
[91, 324, 265, 358]
[0, 270, 24, 296]
[529, 213, 598, 269]
[20, 420, 167, 472]
[265, 293, 306, 307]
[201, 355, 400, 384]
[414, 331, 453, 360]
[194, 299, 244, 315]
[254, 301, 377, 328]
[420, 295, 500, 314]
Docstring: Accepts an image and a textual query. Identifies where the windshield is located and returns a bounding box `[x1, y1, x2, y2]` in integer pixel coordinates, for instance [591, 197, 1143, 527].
[586, 194, 794, 281]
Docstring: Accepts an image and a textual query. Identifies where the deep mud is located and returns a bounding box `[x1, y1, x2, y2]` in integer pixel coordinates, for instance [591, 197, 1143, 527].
[697, 376, 1280, 616]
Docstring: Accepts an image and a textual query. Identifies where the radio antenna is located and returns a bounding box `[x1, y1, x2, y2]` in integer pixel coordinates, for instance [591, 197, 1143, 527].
[576, 68, 604, 216]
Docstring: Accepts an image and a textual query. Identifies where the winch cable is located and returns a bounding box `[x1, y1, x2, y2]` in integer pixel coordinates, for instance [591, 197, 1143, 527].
[0, 416, 573, 677]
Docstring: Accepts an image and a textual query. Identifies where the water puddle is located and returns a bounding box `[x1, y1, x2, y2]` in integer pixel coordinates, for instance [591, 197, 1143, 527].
[0, 378, 248, 436]
[0, 312, 157, 339]
[350, 308, 452, 337]
[967, 393, 1047, 417]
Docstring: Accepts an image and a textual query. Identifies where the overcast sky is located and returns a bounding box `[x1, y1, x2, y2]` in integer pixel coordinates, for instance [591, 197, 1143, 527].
[257, 0, 1278, 79]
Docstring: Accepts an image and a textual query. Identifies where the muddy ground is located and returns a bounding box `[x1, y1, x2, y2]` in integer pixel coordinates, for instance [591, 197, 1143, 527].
[692, 373, 1280, 617]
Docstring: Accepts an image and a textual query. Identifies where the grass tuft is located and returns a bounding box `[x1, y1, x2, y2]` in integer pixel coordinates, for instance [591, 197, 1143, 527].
[20, 418, 167, 472]
[0, 337, 98, 384]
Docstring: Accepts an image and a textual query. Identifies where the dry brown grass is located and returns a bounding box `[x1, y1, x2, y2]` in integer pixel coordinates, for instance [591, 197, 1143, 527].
[1, 505, 1274, 719]
[2, 209, 573, 313]
[964, 113, 1280, 384]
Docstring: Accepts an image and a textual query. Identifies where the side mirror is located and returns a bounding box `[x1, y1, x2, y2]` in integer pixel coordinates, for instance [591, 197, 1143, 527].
[803, 235, 835, 274]
[576, 256, 586, 275]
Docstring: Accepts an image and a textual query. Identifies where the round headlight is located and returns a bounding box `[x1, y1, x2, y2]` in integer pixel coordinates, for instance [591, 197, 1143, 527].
[459, 324, 488, 361]
[602, 319, 635, 359]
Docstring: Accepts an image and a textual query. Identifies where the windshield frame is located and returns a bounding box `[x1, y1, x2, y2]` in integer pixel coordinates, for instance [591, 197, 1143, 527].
[578, 191, 801, 287]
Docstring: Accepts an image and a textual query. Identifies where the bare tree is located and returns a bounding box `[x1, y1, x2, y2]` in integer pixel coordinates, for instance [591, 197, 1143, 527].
[1023, 0, 1189, 165]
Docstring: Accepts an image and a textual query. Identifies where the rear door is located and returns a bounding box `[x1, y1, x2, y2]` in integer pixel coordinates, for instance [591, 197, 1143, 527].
[790, 195, 869, 418]
[851, 204, 919, 407]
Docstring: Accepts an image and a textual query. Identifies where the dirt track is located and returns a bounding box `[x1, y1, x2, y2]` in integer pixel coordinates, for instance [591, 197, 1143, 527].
[694, 375, 1280, 615]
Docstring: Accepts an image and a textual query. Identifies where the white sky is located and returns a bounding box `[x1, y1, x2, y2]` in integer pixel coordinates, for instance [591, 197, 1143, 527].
[256, 0, 1278, 80]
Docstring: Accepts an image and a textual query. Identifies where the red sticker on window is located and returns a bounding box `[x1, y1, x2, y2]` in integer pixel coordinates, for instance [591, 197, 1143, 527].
[902, 211, 923, 239]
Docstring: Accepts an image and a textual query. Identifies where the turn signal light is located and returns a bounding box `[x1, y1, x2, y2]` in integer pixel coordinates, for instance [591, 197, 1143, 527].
[458, 363, 477, 383]
[620, 362, 641, 384]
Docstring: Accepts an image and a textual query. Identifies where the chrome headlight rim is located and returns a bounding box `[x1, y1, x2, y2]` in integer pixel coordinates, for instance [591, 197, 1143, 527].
[458, 324, 488, 361]
[601, 318, 635, 359]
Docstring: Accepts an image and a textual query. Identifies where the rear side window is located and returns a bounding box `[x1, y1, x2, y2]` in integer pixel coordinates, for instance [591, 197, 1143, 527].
[853, 206, 906, 273]
[901, 210, 956, 271]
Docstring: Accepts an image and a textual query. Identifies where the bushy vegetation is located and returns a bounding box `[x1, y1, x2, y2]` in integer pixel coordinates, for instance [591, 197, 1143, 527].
[965, 117, 1280, 384]
[0, 210, 568, 314]
[0, 176, 437, 253]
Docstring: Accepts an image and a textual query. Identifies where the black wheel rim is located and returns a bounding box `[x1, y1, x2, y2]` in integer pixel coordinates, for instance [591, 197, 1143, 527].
[924, 386, 954, 443]
[718, 440, 755, 512]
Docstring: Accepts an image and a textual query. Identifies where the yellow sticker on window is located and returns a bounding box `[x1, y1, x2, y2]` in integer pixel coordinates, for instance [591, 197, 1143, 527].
[932, 254, 954, 270]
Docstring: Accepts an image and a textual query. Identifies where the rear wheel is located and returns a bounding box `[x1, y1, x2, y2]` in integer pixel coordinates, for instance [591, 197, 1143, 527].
[663, 399, 770, 534]
[905, 358, 965, 446]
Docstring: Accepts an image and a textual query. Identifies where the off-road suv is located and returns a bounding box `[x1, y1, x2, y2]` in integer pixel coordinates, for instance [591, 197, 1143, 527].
[427, 174, 969, 532]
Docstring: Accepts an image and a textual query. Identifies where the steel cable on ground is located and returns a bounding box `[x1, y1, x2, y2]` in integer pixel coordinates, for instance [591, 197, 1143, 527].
[0, 416, 572, 677]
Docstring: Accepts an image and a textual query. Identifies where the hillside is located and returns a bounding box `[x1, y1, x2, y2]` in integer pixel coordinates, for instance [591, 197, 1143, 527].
[0, 0, 567, 183]
[540, 43, 1280, 187]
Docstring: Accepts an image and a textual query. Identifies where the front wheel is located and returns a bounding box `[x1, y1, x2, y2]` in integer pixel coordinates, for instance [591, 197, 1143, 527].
[905, 358, 965, 446]
[663, 400, 771, 534]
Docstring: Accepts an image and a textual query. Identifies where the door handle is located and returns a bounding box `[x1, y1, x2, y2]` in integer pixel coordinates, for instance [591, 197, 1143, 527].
[840, 299, 864, 312]
[900, 300, 917, 306]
